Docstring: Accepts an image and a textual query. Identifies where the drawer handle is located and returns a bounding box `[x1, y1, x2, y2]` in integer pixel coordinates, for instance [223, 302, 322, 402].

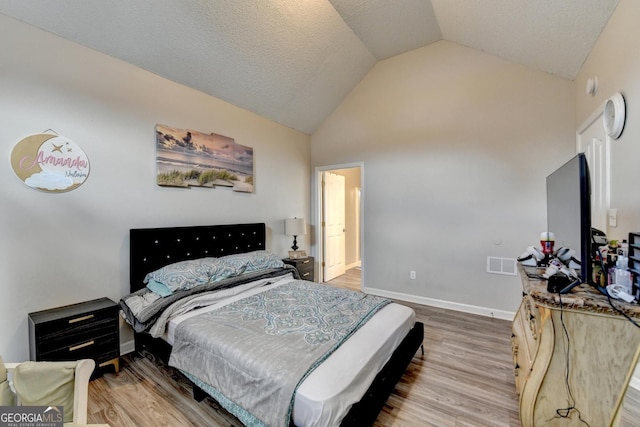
[69, 340, 95, 352]
[302, 259, 310, 264]
[69, 314, 94, 324]
[302, 272, 310, 277]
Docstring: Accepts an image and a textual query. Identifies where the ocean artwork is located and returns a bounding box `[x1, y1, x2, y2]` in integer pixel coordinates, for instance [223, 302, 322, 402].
[156, 124, 254, 193]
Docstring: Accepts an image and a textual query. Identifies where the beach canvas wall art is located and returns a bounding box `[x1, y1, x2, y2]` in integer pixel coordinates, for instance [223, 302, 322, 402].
[155, 124, 254, 193]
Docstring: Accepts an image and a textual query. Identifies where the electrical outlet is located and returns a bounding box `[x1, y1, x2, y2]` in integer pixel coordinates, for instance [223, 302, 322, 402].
[410, 271, 416, 280]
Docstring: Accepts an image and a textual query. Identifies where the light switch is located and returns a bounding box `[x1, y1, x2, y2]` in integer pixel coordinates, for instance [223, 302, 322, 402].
[608, 209, 618, 227]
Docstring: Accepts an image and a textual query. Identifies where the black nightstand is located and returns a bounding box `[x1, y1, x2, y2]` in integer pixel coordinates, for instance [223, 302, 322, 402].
[283, 256, 314, 281]
[28, 297, 120, 373]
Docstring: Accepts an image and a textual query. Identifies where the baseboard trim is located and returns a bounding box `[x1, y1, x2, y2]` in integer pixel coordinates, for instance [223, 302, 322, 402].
[120, 339, 135, 356]
[362, 286, 515, 321]
[346, 261, 361, 270]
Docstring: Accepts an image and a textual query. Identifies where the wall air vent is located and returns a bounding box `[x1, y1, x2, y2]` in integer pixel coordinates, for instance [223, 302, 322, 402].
[487, 257, 518, 276]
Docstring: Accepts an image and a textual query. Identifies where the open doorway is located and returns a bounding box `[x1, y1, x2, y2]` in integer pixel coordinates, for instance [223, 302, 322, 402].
[314, 163, 363, 290]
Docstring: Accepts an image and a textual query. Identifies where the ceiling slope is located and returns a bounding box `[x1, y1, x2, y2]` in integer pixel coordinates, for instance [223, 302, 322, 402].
[0, 0, 619, 134]
[431, 0, 619, 80]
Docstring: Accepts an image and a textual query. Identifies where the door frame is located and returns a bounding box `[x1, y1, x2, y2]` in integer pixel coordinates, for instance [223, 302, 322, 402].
[313, 162, 364, 284]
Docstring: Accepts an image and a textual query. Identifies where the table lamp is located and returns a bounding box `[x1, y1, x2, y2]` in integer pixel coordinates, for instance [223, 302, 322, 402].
[285, 218, 306, 251]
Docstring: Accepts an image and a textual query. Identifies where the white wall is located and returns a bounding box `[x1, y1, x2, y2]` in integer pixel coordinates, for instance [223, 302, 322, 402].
[0, 15, 310, 361]
[574, 0, 640, 398]
[311, 41, 575, 315]
[574, 0, 640, 241]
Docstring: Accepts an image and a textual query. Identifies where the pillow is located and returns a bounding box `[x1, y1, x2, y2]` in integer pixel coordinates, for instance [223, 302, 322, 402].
[220, 250, 284, 273]
[0, 355, 15, 406]
[13, 361, 77, 422]
[143, 258, 215, 292]
[146, 279, 174, 297]
[206, 259, 245, 283]
[144, 257, 244, 294]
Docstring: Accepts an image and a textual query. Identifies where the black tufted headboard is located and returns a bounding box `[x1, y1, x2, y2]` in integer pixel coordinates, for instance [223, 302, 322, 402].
[129, 223, 266, 293]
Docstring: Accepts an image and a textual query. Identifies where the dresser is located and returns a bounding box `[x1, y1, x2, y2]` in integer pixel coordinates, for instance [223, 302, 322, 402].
[513, 265, 640, 426]
[283, 256, 314, 281]
[28, 297, 120, 373]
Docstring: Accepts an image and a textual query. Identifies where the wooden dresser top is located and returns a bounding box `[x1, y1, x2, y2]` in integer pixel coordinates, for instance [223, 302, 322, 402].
[519, 264, 640, 319]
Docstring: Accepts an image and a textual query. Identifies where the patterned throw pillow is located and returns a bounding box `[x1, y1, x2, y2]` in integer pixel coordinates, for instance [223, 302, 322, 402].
[219, 251, 284, 273]
[144, 257, 243, 294]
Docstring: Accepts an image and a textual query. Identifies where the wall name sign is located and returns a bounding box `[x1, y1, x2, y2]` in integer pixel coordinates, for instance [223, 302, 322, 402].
[10, 133, 90, 193]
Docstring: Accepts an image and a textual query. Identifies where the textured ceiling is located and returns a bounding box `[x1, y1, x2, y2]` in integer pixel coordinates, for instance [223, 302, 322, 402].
[0, 0, 619, 134]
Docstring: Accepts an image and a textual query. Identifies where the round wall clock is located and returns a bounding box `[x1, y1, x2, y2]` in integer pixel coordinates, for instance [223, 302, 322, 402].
[603, 92, 626, 139]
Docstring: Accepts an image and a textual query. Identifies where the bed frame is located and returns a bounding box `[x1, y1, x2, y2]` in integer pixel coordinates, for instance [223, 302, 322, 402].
[129, 223, 424, 427]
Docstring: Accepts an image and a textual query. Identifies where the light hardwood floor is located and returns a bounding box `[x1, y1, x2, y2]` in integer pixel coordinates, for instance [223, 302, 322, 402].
[88, 268, 521, 426]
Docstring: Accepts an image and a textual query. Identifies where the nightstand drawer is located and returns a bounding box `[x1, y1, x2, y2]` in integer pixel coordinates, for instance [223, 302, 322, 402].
[37, 306, 117, 337]
[37, 317, 118, 356]
[40, 333, 120, 363]
[296, 259, 313, 280]
[283, 257, 314, 281]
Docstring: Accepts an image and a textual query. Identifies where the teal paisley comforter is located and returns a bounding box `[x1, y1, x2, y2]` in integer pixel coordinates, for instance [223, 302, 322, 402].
[169, 279, 390, 427]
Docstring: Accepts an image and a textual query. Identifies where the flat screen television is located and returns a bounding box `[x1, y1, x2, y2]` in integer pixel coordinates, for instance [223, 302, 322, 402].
[546, 153, 604, 294]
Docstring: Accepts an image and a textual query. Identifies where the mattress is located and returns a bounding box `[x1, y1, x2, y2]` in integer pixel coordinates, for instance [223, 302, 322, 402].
[164, 275, 415, 427]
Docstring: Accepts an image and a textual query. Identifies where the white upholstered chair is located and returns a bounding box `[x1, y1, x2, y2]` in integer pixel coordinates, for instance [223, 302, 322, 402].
[1, 356, 108, 426]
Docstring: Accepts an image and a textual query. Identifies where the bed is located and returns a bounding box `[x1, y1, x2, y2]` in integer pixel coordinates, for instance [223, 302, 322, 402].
[121, 223, 424, 427]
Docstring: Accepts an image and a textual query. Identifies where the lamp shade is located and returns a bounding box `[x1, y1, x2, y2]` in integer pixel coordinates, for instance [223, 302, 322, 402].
[285, 218, 306, 236]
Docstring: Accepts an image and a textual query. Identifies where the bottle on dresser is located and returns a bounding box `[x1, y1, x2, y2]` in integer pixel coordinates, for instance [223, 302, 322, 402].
[612, 255, 632, 294]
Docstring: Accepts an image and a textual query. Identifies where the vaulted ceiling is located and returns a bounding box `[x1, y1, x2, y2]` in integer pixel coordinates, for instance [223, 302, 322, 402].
[0, 0, 619, 134]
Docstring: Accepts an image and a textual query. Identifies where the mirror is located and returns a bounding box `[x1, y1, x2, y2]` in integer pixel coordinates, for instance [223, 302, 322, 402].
[610, 344, 640, 426]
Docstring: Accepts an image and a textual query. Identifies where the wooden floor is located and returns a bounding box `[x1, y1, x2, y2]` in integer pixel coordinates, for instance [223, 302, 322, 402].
[620, 381, 640, 426]
[88, 268, 521, 426]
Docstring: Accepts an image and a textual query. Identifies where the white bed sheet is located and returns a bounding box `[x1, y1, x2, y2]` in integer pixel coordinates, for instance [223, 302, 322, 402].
[165, 276, 416, 427]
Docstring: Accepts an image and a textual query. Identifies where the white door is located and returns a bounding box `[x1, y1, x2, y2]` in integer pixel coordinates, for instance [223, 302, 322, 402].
[577, 112, 609, 233]
[323, 172, 346, 281]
